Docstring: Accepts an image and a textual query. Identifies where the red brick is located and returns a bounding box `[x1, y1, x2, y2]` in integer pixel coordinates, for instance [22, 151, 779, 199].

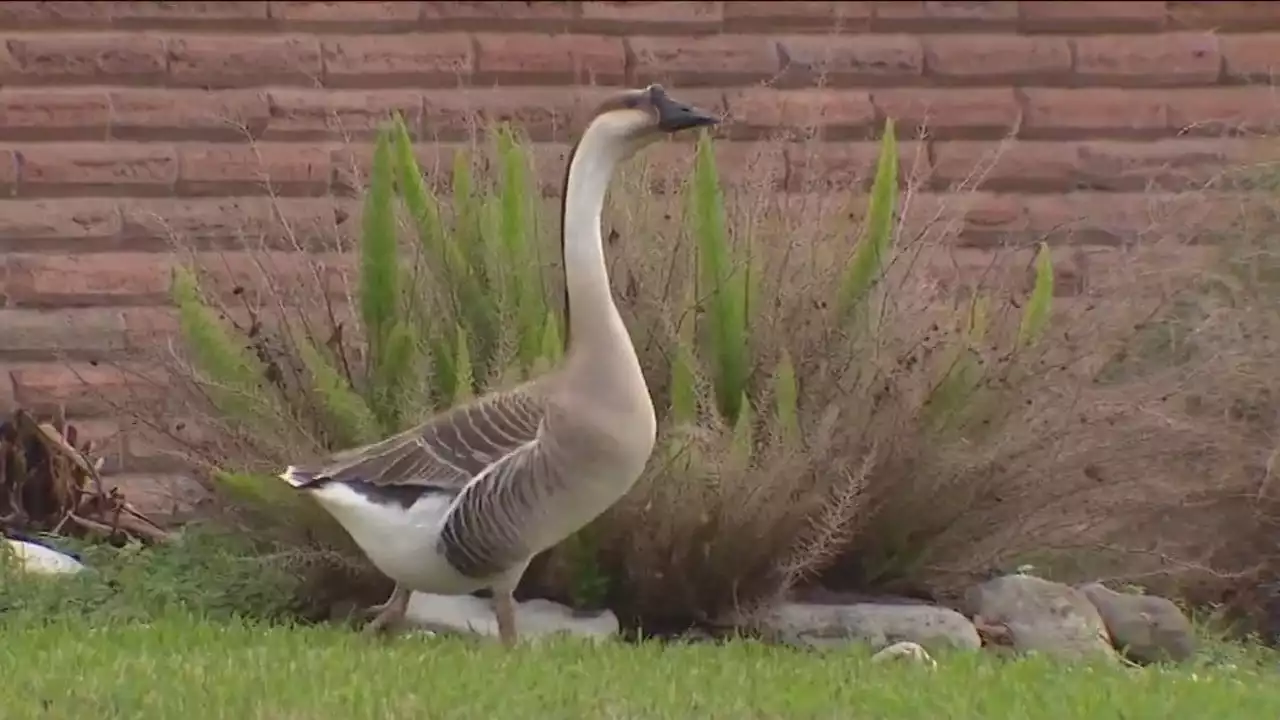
[419, 87, 602, 142]
[0, 199, 122, 248]
[872, 88, 1020, 137]
[724, 88, 875, 137]
[120, 197, 357, 250]
[1073, 33, 1221, 87]
[579, 2, 723, 29]
[186, 250, 357, 300]
[722, 2, 871, 30]
[109, 89, 272, 142]
[9, 362, 166, 417]
[0, 366, 13, 410]
[322, 33, 472, 88]
[924, 35, 1071, 83]
[957, 191, 1252, 247]
[778, 34, 923, 87]
[167, 35, 322, 88]
[263, 89, 423, 141]
[525, 143, 579, 196]
[1019, 2, 1168, 32]
[110, 1, 271, 27]
[124, 417, 221, 473]
[787, 140, 928, 191]
[636, 140, 786, 193]
[1166, 87, 1280, 135]
[268, 1, 420, 30]
[630, 35, 779, 86]
[120, 307, 179, 348]
[103, 473, 211, 518]
[0, 308, 129, 356]
[0, 149, 17, 192]
[931, 140, 1069, 191]
[0, 89, 110, 141]
[419, 1, 574, 28]
[1019, 89, 1168, 138]
[1168, 1, 1280, 31]
[334, 143, 437, 194]
[475, 34, 625, 85]
[932, 139, 1277, 193]
[1, 252, 172, 308]
[873, 1, 1018, 29]
[334, 140, 574, 197]
[332, 139, 453, 194]
[0, 33, 166, 85]
[67, 418, 126, 473]
[176, 143, 333, 197]
[0, 2, 113, 28]
[1221, 34, 1280, 83]
[15, 143, 178, 197]
[118, 197, 268, 247]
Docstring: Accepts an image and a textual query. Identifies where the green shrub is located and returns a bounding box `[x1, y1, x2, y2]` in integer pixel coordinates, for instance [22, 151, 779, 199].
[149, 112, 1182, 633]
[0, 526, 312, 624]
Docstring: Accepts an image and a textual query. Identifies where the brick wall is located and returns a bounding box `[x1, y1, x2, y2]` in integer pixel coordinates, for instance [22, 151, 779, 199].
[0, 1, 1278, 490]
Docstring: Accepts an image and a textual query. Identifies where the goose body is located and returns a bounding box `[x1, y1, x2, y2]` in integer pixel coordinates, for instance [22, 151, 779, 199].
[278, 84, 720, 644]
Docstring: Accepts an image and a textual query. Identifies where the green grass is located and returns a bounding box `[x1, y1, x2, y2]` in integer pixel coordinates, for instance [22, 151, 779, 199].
[2, 612, 1277, 720]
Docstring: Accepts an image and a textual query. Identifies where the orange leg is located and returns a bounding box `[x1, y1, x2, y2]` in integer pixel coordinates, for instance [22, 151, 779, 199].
[362, 584, 410, 637]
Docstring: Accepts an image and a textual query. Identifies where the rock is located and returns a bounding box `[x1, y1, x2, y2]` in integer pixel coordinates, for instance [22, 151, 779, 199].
[963, 574, 1119, 662]
[403, 593, 619, 642]
[871, 641, 937, 668]
[2, 537, 87, 576]
[757, 601, 982, 652]
[1078, 582, 1196, 664]
[103, 473, 210, 522]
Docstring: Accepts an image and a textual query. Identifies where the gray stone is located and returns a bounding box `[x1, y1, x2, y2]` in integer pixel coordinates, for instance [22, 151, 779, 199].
[871, 641, 937, 668]
[1078, 582, 1196, 664]
[757, 601, 982, 652]
[2, 537, 87, 576]
[963, 574, 1120, 662]
[403, 593, 618, 642]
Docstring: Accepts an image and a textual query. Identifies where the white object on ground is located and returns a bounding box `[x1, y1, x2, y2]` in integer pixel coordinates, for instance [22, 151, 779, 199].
[3, 537, 87, 575]
[404, 592, 619, 642]
[871, 640, 937, 668]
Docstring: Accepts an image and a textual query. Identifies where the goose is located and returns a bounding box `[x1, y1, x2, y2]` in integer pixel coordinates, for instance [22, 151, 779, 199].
[278, 84, 720, 646]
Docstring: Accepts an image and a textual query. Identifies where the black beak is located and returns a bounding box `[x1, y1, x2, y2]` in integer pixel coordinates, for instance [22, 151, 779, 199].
[651, 85, 720, 133]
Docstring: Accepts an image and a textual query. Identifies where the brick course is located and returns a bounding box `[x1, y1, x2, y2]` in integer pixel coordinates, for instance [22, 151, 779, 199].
[0, 1, 1277, 480]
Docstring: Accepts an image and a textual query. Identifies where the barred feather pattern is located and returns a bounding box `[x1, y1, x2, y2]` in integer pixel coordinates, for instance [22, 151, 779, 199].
[289, 388, 547, 496]
[436, 424, 572, 579]
[289, 386, 596, 581]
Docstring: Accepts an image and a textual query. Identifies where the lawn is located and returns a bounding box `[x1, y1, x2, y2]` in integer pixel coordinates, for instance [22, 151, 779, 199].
[2, 613, 1276, 720]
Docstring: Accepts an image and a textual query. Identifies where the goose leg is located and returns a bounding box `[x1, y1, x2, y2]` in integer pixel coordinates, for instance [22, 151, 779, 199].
[362, 584, 411, 637]
[360, 591, 395, 619]
[493, 591, 518, 648]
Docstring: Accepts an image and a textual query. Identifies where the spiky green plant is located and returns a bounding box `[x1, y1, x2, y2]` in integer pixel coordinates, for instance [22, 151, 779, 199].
[837, 118, 899, 326]
[168, 111, 1077, 626]
[170, 117, 556, 545]
[688, 131, 751, 425]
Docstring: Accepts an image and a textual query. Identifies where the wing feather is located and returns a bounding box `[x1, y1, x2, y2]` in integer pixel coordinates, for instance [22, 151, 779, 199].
[436, 433, 550, 579]
[288, 388, 546, 495]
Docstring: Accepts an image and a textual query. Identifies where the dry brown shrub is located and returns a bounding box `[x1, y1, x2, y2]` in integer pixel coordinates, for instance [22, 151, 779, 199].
[555, 130, 1212, 630]
[94, 101, 1280, 636]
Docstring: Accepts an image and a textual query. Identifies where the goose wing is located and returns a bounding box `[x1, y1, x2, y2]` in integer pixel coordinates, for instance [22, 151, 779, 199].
[284, 388, 546, 498]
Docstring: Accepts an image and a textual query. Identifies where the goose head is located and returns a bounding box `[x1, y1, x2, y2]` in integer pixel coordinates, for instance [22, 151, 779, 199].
[584, 84, 721, 158]
[557, 84, 719, 353]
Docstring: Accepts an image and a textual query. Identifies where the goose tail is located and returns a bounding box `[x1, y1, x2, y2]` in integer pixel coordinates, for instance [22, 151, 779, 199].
[278, 465, 321, 488]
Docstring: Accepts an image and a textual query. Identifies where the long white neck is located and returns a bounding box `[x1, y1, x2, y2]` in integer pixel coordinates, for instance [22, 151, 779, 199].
[560, 122, 633, 364]
[556, 117, 657, 460]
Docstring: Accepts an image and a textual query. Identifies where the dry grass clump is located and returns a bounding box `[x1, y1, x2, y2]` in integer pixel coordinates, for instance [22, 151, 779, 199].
[100, 106, 1280, 636]
[0, 406, 170, 546]
[1068, 157, 1280, 637]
